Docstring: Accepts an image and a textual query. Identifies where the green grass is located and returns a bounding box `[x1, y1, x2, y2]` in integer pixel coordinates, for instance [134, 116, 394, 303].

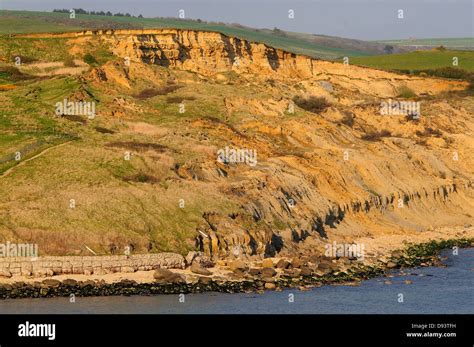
[0, 16, 83, 34]
[0, 37, 73, 63]
[379, 37, 474, 50]
[351, 50, 474, 72]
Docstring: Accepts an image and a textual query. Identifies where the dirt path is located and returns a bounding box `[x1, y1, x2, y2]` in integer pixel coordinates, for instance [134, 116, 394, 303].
[0, 140, 73, 178]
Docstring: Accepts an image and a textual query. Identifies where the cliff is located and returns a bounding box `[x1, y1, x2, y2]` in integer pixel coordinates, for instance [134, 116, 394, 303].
[1, 29, 473, 262]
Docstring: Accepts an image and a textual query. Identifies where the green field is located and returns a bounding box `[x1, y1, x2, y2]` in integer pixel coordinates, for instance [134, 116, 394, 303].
[351, 50, 474, 72]
[379, 37, 474, 50]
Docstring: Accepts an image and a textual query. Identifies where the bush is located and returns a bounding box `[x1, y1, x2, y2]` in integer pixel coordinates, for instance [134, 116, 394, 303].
[293, 95, 330, 113]
[0, 66, 31, 81]
[83, 53, 98, 65]
[341, 111, 354, 127]
[427, 67, 471, 80]
[134, 84, 183, 99]
[401, 67, 473, 82]
[361, 130, 392, 141]
[397, 85, 416, 98]
[123, 172, 159, 183]
[416, 127, 442, 138]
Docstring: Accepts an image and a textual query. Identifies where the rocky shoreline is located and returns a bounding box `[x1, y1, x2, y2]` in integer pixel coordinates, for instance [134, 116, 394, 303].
[0, 238, 472, 300]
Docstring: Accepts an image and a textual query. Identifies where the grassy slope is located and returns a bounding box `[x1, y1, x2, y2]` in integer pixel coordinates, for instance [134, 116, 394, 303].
[351, 50, 474, 72]
[0, 61, 244, 254]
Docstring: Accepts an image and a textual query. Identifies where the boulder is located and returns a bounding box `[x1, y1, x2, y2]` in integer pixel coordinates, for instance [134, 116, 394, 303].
[276, 259, 290, 269]
[291, 258, 303, 269]
[308, 255, 320, 265]
[264, 282, 276, 290]
[248, 268, 261, 276]
[194, 255, 215, 268]
[153, 268, 185, 284]
[318, 262, 331, 271]
[62, 279, 78, 286]
[42, 279, 61, 288]
[261, 258, 274, 268]
[197, 276, 213, 284]
[0, 270, 12, 278]
[284, 268, 301, 278]
[300, 266, 313, 276]
[318, 81, 334, 92]
[261, 267, 277, 277]
[228, 259, 248, 272]
[386, 261, 397, 269]
[216, 260, 227, 267]
[185, 251, 199, 266]
[190, 262, 212, 276]
[79, 280, 96, 288]
[261, 277, 274, 283]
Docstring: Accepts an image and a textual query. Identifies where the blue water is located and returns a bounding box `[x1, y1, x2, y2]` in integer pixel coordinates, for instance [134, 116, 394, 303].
[0, 248, 473, 314]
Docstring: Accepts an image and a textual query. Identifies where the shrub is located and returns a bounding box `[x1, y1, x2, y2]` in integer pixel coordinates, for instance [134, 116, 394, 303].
[416, 127, 442, 137]
[123, 172, 158, 183]
[397, 85, 416, 98]
[134, 84, 183, 99]
[0, 66, 31, 81]
[293, 95, 330, 113]
[94, 127, 115, 134]
[361, 130, 392, 141]
[428, 67, 470, 80]
[83, 53, 98, 65]
[341, 111, 355, 127]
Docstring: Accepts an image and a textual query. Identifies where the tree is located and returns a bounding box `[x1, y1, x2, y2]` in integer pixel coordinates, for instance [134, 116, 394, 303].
[384, 45, 394, 54]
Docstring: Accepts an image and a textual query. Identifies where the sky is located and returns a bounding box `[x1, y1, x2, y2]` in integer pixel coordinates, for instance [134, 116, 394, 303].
[1, 0, 473, 40]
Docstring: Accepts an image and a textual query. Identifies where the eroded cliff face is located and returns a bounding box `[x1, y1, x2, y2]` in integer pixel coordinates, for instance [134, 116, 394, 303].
[20, 29, 467, 97]
[101, 29, 466, 97]
[5, 29, 474, 259]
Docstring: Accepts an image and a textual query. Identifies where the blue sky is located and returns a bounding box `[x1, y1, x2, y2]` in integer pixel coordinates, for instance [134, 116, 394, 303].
[1, 0, 473, 40]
